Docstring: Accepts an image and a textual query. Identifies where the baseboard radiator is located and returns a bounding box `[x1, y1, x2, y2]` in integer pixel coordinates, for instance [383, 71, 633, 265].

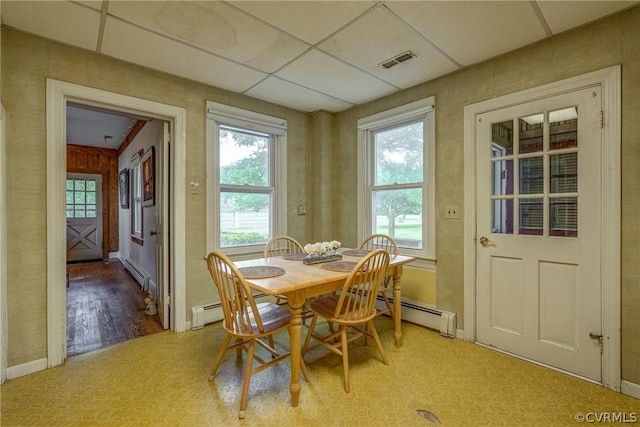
[376, 296, 457, 338]
[190, 294, 457, 338]
[123, 258, 150, 292]
[190, 293, 273, 330]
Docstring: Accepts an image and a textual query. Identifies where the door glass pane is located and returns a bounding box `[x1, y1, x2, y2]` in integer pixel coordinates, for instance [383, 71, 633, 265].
[66, 179, 74, 190]
[550, 197, 577, 237]
[519, 114, 543, 154]
[550, 153, 577, 193]
[86, 180, 96, 191]
[519, 198, 543, 235]
[220, 191, 270, 247]
[492, 160, 513, 196]
[86, 191, 96, 204]
[549, 107, 578, 150]
[219, 127, 270, 186]
[74, 191, 85, 204]
[86, 209, 97, 218]
[491, 120, 513, 157]
[74, 180, 85, 191]
[74, 209, 86, 218]
[372, 188, 423, 249]
[519, 157, 543, 194]
[374, 121, 423, 185]
[66, 191, 74, 204]
[492, 199, 513, 234]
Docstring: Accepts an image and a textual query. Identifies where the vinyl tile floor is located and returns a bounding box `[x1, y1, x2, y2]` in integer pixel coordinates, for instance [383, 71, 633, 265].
[1, 318, 638, 426]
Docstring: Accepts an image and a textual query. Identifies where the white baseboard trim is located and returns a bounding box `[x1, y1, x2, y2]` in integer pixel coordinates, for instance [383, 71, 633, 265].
[621, 380, 640, 399]
[6, 357, 47, 380]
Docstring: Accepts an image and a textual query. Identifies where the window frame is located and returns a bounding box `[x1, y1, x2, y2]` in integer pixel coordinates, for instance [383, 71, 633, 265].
[357, 97, 436, 269]
[206, 101, 287, 257]
[130, 150, 143, 245]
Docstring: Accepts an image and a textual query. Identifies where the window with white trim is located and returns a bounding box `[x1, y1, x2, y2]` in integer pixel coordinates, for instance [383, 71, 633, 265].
[206, 102, 287, 255]
[130, 151, 143, 244]
[357, 97, 435, 265]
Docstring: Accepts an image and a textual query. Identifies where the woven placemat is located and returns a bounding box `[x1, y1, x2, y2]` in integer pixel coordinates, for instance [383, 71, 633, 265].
[239, 266, 285, 279]
[321, 261, 358, 272]
[341, 249, 371, 257]
[281, 253, 307, 261]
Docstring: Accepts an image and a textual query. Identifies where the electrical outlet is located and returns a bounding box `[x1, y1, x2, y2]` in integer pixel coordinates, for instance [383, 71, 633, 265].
[297, 205, 306, 216]
[445, 205, 459, 219]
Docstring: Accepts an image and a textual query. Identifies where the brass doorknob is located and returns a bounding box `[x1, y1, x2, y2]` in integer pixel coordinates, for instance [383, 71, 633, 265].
[479, 236, 495, 247]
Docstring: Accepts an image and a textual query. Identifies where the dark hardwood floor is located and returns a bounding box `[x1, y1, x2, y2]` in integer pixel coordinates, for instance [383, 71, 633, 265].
[66, 259, 164, 357]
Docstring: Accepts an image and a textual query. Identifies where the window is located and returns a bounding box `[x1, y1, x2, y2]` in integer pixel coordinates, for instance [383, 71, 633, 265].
[206, 102, 287, 255]
[357, 97, 435, 266]
[66, 176, 97, 218]
[131, 151, 143, 244]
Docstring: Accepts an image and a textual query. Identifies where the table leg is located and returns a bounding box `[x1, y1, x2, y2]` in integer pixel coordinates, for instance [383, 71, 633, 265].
[392, 271, 403, 347]
[288, 299, 304, 407]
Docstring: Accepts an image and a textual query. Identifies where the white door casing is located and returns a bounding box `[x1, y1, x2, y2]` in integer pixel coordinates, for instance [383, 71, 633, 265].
[155, 123, 170, 329]
[1, 104, 7, 384]
[463, 66, 621, 391]
[46, 79, 187, 369]
[66, 173, 103, 262]
[475, 88, 602, 381]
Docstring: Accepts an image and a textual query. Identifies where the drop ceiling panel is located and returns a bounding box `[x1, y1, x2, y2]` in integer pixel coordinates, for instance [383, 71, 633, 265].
[229, 0, 375, 45]
[387, 1, 547, 67]
[246, 76, 354, 113]
[107, 1, 309, 73]
[276, 49, 397, 104]
[1, 1, 101, 51]
[74, 1, 102, 12]
[538, 1, 639, 34]
[102, 17, 267, 94]
[320, 7, 460, 89]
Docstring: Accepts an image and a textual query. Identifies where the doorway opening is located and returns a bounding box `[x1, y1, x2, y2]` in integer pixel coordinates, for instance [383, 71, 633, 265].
[65, 103, 165, 356]
[47, 79, 187, 368]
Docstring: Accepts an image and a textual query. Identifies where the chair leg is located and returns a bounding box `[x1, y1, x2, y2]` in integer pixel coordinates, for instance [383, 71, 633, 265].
[302, 314, 319, 355]
[341, 326, 350, 393]
[367, 320, 388, 365]
[210, 333, 233, 380]
[381, 290, 393, 317]
[238, 339, 256, 419]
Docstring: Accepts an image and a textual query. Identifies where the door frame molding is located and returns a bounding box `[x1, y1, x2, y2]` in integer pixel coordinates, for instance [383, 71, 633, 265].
[463, 66, 621, 391]
[46, 79, 188, 368]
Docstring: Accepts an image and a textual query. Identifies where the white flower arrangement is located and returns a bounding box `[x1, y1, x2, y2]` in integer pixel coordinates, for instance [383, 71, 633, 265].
[303, 240, 341, 256]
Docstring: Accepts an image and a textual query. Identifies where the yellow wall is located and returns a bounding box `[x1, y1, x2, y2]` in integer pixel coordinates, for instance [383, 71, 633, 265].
[2, 4, 639, 385]
[335, 7, 640, 383]
[0, 28, 311, 366]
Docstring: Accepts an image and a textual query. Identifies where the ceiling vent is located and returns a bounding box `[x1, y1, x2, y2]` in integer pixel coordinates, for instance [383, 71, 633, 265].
[379, 51, 416, 69]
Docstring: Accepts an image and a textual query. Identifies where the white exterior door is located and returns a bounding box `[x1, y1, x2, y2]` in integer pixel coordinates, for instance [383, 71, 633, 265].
[66, 173, 103, 262]
[476, 87, 603, 381]
[155, 123, 170, 329]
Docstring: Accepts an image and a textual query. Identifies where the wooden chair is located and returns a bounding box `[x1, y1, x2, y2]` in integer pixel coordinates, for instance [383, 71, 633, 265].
[359, 234, 399, 317]
[301, 249, 390, 392]
[206, 251, 308, 419]
[263, 236, 304, 306]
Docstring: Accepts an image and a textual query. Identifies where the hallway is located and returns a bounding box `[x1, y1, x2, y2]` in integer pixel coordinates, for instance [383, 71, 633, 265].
[66, 259, 164, 356]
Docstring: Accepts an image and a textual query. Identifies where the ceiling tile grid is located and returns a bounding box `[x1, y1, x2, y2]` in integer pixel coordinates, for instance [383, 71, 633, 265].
[2, 0, 638, 113]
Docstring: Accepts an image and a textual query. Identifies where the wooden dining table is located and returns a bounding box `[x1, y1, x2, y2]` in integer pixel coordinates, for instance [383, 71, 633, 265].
[234, 251, 415, 407]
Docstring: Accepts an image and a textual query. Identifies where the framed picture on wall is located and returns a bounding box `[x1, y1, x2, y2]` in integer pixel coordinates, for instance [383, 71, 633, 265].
[119, 168, 129, 209]
[142, 147, 155, 207]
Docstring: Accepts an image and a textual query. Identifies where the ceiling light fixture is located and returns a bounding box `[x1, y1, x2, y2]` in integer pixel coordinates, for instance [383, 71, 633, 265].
[379, 51, 416, 69]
